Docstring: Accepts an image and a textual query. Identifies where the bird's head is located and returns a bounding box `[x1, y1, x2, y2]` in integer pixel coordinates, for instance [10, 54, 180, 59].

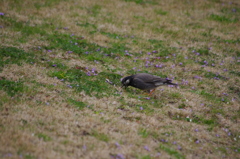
[121, 76, 132, 88]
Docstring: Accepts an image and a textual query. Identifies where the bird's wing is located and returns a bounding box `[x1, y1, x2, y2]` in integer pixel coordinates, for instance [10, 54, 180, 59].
[132, 77, 155, 90]
[134, 73, 167, 83]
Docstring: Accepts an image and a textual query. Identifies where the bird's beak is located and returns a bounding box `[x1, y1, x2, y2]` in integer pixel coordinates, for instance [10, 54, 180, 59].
[121, 84, 127, 89]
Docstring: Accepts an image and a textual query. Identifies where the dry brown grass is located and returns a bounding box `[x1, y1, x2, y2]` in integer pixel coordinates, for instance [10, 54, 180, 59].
[0, 0, 240, 158]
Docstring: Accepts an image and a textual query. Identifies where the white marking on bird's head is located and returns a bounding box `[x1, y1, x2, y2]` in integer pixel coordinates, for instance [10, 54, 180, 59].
[125, 79, 130, 85]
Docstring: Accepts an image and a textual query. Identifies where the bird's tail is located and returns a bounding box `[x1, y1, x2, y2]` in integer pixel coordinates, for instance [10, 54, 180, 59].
[165, 80, 178, 85]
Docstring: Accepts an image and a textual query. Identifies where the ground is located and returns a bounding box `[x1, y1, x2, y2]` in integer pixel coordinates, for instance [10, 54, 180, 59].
[0, 0, 239, 158]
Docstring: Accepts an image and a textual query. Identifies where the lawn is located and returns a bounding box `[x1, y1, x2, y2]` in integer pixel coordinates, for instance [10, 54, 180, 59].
[0, 0, 239, 158]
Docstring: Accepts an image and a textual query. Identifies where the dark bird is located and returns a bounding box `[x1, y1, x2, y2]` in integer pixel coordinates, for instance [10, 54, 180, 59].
[121, 73, 177, 94]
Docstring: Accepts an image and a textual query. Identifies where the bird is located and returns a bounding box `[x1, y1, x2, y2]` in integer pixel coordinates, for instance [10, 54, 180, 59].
[121, 73, 177, 94]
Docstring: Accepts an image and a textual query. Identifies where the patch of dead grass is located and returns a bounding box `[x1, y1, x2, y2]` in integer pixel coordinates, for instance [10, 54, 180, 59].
[0, 0, 239, 158]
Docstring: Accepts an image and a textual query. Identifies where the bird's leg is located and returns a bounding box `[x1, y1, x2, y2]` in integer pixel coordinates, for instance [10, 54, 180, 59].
[145, 89, 156, 96]
[143, 89, 156, 96]
[149, 89, 156, 95]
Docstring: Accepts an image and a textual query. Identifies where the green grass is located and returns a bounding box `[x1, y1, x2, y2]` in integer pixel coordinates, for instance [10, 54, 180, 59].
[47, 33, 96, 54]
[46, 33, 130, 64]
[192, 90, 222, 102]
[76, 22, 97, 29]
[100, 31, 125, 40]
[0, 47, 35, 69]
[138, 128, 149, 138]
[155, 9, 168, 15]
[68, 98, 88, 110]
[196, 48, 210, 56]
[141, 155, 151, 159]
[1, 16, 49, 43]
[159, 144, 185, 159]
[89, 4, 102, 16]
[204, 72, 227, 80]
[49, 68, 121, 97]
[91, 130, 110, 142]
[134, 16, 153, 23]
[124, 0, 158, 5]
[209, 14, 238, 23]
[192, 116, 217, 129]
[147, 39, 178, 57]
[24, 154, 36, 159]
[0, 79, 24, 96]
[37, 133, 52, 141]
[170, 112, 218, 129]
[135, 103, 154, 114]
[178, 103, 187, 109]
[169, 92, 182, 99]
[229, 71, 240, 77]
[0, 0, 239, 158]
[229, 86, 240, 98]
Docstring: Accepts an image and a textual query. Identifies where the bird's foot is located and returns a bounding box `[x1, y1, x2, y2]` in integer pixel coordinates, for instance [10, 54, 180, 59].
[148, 89, 156, 96]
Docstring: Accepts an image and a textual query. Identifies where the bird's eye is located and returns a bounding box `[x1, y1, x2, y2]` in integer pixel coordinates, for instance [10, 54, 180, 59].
[125, 79, 130, 84]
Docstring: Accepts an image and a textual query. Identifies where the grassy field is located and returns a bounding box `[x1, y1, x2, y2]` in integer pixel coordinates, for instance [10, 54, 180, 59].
[0, 0, 239, 158]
